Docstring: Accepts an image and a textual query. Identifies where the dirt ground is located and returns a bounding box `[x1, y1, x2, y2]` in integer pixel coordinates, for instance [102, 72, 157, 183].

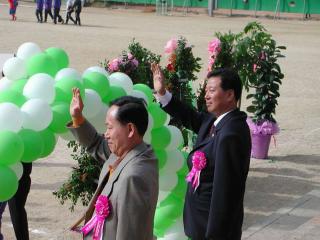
[1, 1, 320, 239]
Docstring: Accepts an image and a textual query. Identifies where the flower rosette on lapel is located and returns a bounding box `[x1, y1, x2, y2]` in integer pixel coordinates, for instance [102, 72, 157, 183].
[186, 151, 207, 192]
[81, 195, 111, 240]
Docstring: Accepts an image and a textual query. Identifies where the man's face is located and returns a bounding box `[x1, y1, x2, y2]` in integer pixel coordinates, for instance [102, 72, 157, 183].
[205, 76, 234, 116]
[104, 105, 130, 157]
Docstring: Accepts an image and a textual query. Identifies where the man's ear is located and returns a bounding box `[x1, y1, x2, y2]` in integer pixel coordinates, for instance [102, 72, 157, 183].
[127, 123, 135, 138]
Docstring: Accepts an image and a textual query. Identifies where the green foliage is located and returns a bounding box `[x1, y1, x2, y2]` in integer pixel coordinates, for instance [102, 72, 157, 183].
[164, 37, 201, 107]
[53, 141, 103, 212]
[128, 39, 161, 87]
[238, 22, 286, 123]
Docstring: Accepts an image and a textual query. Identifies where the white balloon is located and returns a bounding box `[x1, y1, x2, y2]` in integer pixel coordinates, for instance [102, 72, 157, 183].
[165, 150, 185, 171]
[87, 104, 109, 133]
[161, 232, 187, 240]
[55, 68, 82, 82]
[0, 77, 13, 92]
[166, 217, 184, 235]
[129, 90, 149, 105]
[82, 66, 109, 77]
[23, 73, 55, 103]
[109, 72, 133, 94]
[166, 125, 184, 150]
[3, 57, 27, 81]
[9, 162, 23, 180]
[0, 103, 23, 132]
[21, 99, 53, 131]
[59, 131, 75, 141]
[143, 113, 153, 144]
[16, 42, 41, 60]
[164, 113, 171, 125]
[157, 190, 170, 204]
[159, 172, 178, 191]
[83, 89, 103, 119]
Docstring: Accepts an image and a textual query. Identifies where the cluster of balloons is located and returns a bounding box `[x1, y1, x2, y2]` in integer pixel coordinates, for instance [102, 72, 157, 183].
[0, 42, 189, 239]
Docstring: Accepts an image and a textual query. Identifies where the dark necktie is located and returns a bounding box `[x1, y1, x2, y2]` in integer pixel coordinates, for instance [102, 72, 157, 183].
[208, 123, 215, 137]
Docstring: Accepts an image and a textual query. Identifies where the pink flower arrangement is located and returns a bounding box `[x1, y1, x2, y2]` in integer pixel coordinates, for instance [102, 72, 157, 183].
[164, 38, 178, 55]
[107, 52, 139, 74]
[208, 38, 222, 71]
[186, 151, 207, 192]
[246, 117, 280, 135]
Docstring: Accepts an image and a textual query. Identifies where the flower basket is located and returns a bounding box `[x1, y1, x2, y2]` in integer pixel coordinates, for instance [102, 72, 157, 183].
[247, 118, 279, 159]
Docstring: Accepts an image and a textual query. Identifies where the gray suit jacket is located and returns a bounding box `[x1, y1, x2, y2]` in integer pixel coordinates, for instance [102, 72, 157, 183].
[68, 120, 159, 240]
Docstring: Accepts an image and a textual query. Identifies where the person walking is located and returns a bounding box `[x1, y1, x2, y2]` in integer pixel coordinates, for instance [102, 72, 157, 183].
[73, 0, 82, 26]
[35, 0, 44, 23]
[65, 0, 75, 24]
[53, 0, 64, 24]
[8, 0, 18, 21]
[44, 0, 54, 22]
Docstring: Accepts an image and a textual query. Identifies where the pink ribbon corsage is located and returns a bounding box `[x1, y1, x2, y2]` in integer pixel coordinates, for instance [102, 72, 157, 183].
[186, 151, 207, 192]
[81, 195, 111, 240]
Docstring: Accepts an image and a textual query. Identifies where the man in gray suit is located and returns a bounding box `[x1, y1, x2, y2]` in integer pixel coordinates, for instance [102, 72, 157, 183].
[68, 88, 159, 240]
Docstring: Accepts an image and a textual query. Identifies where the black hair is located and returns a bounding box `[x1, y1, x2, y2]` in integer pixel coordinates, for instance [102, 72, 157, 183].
[110, 96, 148, 136]
[207, 68, 242, 101]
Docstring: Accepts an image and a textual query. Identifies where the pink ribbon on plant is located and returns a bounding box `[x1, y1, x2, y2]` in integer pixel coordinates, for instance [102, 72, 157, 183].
[81, 195, 111, 240]
[186, 151, 207, 192]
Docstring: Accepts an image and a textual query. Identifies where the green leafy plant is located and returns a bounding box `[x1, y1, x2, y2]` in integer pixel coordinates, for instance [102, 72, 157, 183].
[53, 141, 103, 211]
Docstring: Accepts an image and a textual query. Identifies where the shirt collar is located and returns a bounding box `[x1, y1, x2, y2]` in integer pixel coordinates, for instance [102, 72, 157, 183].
[214, 109, 235, 127]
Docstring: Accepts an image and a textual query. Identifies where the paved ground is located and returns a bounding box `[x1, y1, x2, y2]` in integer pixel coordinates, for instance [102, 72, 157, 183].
[1, 1, 320, 239]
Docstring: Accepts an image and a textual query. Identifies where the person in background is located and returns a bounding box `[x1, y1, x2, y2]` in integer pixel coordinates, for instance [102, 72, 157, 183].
[0, 202, 6, 240]
[35, 0, 44, 23]
[65, 0, 75, 24]
[53, 0, 64, 24]
[8, 0, 18, 21]
[73, 0, 82, 26]
[44, 0, 54, 23]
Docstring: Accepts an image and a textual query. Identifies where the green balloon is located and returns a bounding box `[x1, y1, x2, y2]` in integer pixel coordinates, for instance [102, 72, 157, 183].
[133, 84, 154, 103]
[151, 126, 171, 150]
[26, 53, 58, 77]
[45, 47, 69, 70]
[102, 86, 126, 104]
[0, 89, 26, 107]
[49, 102, 71, 133]
[39, 129, 57, 158]
[154, 150, 167, 169]
[148, 103, 167, 129]
[0, 166, 18, 201]
[11, 78, 28, 93]
[19, 129, 44, 163]
[0, 131, 24, 166]
[83, 72, 110, 99]
[154, 205, 175, 235]
[54, 78, 84, 103]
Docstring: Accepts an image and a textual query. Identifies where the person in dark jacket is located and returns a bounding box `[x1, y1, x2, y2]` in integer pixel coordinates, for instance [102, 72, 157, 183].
[44, 0, 53, 22]
[0, 202, 6, 240]
[53, 0, 64, 24]
[152, 65, 251, 240]
[35, 0, 43, 23]
[73, 0, 82, 25]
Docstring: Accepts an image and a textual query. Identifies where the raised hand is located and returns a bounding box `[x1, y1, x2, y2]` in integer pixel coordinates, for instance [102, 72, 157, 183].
[151, 63, 166, 96]
[70, 88, 84, 118]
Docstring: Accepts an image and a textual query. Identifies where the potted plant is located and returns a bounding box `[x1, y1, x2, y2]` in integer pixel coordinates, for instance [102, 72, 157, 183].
[237, 22, 286, 159]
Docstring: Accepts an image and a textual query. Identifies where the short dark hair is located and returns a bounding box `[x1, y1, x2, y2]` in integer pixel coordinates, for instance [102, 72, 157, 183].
[110, 96, 148, 136]
[207, 68, 242, 101]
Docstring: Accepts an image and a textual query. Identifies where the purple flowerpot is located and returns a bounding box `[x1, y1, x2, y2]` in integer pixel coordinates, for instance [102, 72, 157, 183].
[251, 133, 272, 159]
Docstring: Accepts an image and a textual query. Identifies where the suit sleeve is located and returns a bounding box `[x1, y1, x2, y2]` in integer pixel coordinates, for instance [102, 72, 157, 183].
[162, 96, 209, 134]
[68, 120, 111, 163]
[116, 175, 153, 240]
[206, 134, 249, 239]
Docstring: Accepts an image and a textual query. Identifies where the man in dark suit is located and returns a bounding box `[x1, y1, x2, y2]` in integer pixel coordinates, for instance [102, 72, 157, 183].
[8, 162, 32, 240]
[152, 65, 251, 240]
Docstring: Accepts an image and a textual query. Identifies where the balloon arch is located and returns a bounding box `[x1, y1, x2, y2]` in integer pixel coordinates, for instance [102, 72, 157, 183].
[0, 43, 189, 239]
